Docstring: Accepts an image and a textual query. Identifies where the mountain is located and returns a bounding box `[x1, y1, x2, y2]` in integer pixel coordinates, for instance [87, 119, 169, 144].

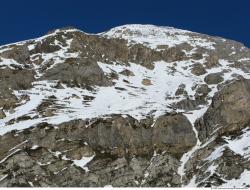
[0, 24, 250, 187]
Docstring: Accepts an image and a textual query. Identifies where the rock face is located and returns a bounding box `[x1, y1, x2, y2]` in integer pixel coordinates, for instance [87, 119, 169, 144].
[195, 78, 250, 142]
[1, 44, 30, 64]
[58, 113, 194, 157]
[0, 68, 34, 90]
[0, 114, 192, 187]
[0, 24, 250, 187]
[42, 58, 111, 87]
[152, 113, 196, 155]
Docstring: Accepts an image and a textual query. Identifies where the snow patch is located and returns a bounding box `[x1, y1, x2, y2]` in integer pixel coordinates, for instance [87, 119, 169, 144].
[73, 155, 95, 172]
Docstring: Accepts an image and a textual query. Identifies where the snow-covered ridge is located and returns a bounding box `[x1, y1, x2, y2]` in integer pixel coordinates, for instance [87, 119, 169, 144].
[101, 24, 216, 49]
[0, 24, 216, 51]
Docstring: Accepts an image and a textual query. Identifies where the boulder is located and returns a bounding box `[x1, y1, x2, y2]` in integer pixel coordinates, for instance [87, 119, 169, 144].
[204, 73, 224, 85]
[195, 84, 211, 95]
[194, 84, 211, 101]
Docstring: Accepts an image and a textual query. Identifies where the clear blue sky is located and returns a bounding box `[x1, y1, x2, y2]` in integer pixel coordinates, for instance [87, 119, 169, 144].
[0, 0, 249, 47]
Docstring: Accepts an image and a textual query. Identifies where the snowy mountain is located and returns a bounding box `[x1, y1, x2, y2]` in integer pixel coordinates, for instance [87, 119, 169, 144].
[0, 24, 250, 187]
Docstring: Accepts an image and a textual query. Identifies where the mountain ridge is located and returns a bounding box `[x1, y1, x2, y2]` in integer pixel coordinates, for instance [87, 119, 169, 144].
[1, 24, 248, 48]
[0, 24, 249, 187]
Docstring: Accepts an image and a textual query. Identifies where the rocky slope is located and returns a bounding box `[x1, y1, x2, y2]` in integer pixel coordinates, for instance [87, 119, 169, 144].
[0, 24, 250, 187]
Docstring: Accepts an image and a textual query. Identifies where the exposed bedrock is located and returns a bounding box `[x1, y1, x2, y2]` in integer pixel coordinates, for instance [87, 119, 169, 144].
[195, 78, 250, 142]
[0, 68, 35, 109]
[0, 113, 196, 159]
[41, 58, 111, 87]
[0, 113, 196, 187]
[0, 44, 30, 64]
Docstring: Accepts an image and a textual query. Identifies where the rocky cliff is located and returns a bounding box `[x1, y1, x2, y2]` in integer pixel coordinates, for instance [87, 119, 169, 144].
[0, 24, 249, 187]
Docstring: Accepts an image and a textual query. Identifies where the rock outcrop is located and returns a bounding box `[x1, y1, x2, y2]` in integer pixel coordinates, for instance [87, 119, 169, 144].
[42, 58, 111, 87]
[0, 113, 195, 187]
[195, 78, 250, 142]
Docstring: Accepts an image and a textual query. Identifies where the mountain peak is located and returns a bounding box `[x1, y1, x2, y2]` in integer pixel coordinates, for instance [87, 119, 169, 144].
[101, 24, 215, 49]
[102, 24, 191, 34]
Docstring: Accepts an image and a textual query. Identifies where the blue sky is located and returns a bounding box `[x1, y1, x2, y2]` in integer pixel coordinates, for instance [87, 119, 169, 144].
[0, 0, 249, 47]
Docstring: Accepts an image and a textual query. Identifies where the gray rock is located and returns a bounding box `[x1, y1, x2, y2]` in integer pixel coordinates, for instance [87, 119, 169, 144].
[215, 148, 245, 180]
[152, 113, 197, 155]
[42, 58, 111, 87]
[175, 84, 187, 96]
[195, 78, 250, 142]
[0, 44, 30, 64]
[0, 68, 35, 90]
[173, 98, 206, 111]
[195, 84, 211, 95]
[0, 87, 18, 110]
[142, 152, 181, 187]
[204, 55, 220, 68]
[191, 63, 207, 76]
[204, 73, 224, 85]
[0, 109, 6, 119]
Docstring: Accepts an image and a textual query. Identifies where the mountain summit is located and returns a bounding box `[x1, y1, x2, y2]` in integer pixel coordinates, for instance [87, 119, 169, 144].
[0, 24, 250, 187]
